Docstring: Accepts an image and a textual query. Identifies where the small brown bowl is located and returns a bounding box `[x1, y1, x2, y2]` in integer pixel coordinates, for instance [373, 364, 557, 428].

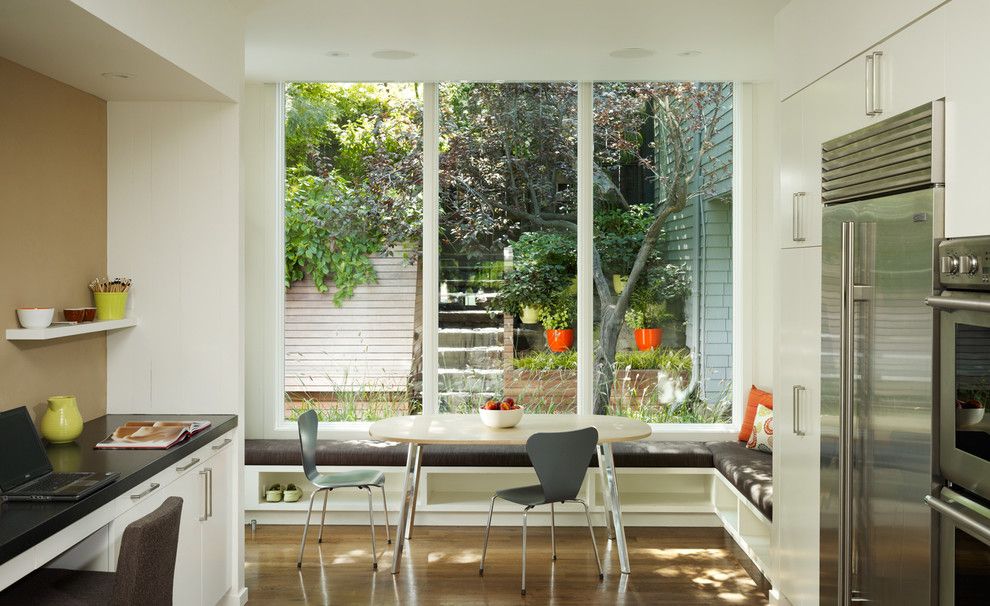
[63, 308, 86, 322]
[82, 307, 96, 322]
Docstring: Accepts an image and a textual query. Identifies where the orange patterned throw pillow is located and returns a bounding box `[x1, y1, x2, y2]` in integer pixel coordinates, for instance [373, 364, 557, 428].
[739, 385, 774, 442]
[746, 404, 774, 453]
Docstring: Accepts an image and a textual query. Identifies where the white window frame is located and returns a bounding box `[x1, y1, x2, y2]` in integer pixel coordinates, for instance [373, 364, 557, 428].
[269, 81, 749, 441]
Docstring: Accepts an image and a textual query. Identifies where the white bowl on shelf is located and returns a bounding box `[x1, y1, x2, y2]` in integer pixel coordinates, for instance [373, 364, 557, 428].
[479, 406, 524, 429]
[956, 407, 985, 428]
[16, 308, 55, 329]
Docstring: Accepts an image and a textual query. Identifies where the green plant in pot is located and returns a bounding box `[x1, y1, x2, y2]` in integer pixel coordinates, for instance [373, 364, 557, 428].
[624, 264, 689, 351]
[497, 232, 574, 324]
[540, 295, 576, 353]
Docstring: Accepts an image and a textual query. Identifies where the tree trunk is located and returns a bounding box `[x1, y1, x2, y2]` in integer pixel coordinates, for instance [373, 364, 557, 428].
[593, 306, 623, 414]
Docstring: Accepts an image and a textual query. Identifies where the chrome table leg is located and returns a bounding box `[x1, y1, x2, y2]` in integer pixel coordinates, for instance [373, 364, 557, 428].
[405, 445, 423, 540]
[596, 444, 616, 540]
[601, 443, 630, 574]
[391, 442, 419, 574]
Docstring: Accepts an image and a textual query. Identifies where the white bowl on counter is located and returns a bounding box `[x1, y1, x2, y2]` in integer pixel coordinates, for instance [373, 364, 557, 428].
[16, 307, 55, 329]
[956, 407, 985, 428]
[479, 406, 524, 429]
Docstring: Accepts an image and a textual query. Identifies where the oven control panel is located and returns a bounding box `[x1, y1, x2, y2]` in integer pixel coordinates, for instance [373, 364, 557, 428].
[938, 236, 990, 290]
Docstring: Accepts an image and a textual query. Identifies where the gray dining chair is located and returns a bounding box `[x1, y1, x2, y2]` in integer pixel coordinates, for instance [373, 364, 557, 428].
[296, 409, 390, 569]
[479, 427, 603, 595]
[0, 497, 183, 606]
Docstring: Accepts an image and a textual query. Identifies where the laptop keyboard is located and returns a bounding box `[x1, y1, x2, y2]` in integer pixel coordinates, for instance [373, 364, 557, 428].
[20, 473, 87, 494]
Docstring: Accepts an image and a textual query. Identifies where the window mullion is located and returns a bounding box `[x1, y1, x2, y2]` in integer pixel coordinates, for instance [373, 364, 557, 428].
[422, 82, 440, 416]
[576, 82, 594, 416]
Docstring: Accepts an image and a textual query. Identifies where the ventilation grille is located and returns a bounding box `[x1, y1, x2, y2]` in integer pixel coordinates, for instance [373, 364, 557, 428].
[821, 100, 944, 203]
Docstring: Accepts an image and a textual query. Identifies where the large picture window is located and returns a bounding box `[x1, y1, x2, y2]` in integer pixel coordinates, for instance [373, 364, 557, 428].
[279, 81, 734, 427]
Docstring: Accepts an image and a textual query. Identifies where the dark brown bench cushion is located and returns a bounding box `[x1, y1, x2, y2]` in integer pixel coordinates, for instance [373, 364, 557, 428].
[244, 439, 714, 468]
[706, 440, 773, 520]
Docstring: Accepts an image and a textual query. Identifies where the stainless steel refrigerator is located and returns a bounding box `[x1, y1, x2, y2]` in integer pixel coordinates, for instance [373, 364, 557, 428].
[820, 101, 944, 605]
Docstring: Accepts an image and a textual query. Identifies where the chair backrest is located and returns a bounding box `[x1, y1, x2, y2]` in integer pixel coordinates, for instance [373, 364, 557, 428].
[297, 409, 320, 481]
[111, 496, 183, 606]
[526, 427, 599, 503]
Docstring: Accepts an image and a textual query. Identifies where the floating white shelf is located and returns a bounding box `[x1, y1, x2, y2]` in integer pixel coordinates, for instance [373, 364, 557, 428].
[5, 318, 138, 341]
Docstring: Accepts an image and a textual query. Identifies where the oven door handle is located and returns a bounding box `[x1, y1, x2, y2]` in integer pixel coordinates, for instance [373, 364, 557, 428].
[926, 492, 990, 547]
[925, 295, 990, 313]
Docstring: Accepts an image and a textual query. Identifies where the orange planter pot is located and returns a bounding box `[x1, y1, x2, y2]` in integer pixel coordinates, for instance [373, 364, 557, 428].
[546, 329, 574, 352]
[634, 328, 663, 351]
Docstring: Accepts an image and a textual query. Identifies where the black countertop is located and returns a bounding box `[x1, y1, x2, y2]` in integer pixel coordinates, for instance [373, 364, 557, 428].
[0, 413, 237, 567]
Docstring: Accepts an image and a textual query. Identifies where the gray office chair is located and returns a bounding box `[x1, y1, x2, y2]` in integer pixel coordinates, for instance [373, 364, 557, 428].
[0, 497, 183, 606]
[296, 409, 390, 569]
[479, 427, 603, 595]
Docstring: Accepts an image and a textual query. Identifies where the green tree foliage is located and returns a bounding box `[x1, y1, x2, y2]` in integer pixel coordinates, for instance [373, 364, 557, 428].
[284, 83, 422, 304]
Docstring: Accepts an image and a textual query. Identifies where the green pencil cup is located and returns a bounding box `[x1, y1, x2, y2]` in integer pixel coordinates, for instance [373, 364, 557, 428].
[93, 292, 128, 320]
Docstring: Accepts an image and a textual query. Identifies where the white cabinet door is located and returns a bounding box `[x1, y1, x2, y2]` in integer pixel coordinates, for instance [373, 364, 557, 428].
[779, 95, 806, 249]
[168, 465, 207, 606]
[944, 0, 990, 237]
[773, 246, 822, 606]
[874, 8, 946, 119]
[201, 442, 234, 605]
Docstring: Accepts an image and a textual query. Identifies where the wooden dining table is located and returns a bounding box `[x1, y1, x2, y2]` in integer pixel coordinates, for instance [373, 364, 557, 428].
[368, 413, 652, 575]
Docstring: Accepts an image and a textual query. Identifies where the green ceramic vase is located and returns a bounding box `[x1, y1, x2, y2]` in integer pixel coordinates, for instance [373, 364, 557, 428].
[41, 395, 84, 444]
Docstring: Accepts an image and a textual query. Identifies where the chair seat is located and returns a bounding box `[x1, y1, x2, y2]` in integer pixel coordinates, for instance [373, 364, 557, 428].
[0, 567, 115, 605]
[496, 484, 548, 507]
[310, 468, 385, 489]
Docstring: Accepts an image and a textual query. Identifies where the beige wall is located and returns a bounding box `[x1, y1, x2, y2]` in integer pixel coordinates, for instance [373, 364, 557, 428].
[0, 57, 107, 422]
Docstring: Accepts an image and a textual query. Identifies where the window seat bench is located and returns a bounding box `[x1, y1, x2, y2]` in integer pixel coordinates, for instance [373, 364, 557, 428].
[244, 438, 772, 522]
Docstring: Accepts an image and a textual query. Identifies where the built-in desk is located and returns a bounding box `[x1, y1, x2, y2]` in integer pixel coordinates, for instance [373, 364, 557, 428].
[0, 413, 240, 605]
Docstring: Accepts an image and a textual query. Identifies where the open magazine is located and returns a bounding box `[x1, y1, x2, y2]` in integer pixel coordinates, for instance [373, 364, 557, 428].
[95, 420, 212, 450]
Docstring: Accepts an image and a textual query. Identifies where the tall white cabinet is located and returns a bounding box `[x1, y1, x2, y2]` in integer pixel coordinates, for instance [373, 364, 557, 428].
[773, 3, 952, 605]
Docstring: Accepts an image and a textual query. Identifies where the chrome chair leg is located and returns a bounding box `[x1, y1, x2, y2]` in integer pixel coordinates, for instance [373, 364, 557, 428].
[379, 484, 392, 544]
[365, 486, 378, 570]
[479, 495, 497, 576]
[317, 489, 330, 543]
[297, 488, 323, 567]
[550, 502, 557, 561]
[521, 506, 531, 596]
[577, 499, 604, 580]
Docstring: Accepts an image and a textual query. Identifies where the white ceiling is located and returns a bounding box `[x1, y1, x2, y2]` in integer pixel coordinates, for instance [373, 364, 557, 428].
[238, 0, 789, 83]
[0, 0, 231, 101]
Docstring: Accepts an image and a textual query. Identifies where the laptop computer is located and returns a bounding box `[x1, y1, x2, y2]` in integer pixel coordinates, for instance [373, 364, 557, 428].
[0, 406, 118, 502]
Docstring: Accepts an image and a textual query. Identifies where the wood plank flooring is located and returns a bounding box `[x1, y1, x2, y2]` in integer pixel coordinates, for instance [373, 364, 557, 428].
[245, 524, 770, 605]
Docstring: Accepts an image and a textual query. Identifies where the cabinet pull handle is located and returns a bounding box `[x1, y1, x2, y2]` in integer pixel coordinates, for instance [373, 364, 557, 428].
[130, 482, 160, 501]
[212, 438, 232, 451]
[175, 457, 200, 472]
[207, 467, 214, 519]
[792, 192, 806, 242]
[865, 53, 875, 116]
[199, 470, 209, 521]
[871, 51, 883, 115]
[792, 385, 806, 436]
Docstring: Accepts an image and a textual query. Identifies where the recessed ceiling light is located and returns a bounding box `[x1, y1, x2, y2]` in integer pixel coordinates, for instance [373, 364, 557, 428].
[676, 50, 702, 57]
[371, 49, 417, 60]
[101, 72, 135, 79]
[608, 48, 655, 59]
[325, 51, 349, 58]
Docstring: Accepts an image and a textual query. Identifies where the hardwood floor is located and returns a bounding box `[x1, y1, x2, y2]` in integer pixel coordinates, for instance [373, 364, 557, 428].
[245, 524, 770, 605]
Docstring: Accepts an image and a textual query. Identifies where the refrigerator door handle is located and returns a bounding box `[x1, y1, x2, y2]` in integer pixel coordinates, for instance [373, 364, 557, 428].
[839, 221, 856, 605]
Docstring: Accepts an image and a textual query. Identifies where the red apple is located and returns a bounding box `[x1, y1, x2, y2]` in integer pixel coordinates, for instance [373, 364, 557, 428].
[500, 401, 512, 411]
[503, 397, 515, 407]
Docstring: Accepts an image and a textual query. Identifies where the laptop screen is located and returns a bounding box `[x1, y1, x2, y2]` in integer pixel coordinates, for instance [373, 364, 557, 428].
[0, 407, 53, 492]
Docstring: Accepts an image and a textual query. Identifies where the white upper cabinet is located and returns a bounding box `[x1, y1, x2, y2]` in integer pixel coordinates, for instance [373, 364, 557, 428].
[944, 0, 990, 237]
[776, 0, 947, 100]
[869, 8, 946, 119]
[779, 94, 806, 249]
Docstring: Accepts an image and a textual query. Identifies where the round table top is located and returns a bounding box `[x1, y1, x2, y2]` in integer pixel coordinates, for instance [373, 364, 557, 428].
[368, 414, 652, 445]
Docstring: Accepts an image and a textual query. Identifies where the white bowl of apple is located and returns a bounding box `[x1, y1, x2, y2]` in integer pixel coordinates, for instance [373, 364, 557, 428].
[956, 399, 985, 428]
[479, 398, 523, 429]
